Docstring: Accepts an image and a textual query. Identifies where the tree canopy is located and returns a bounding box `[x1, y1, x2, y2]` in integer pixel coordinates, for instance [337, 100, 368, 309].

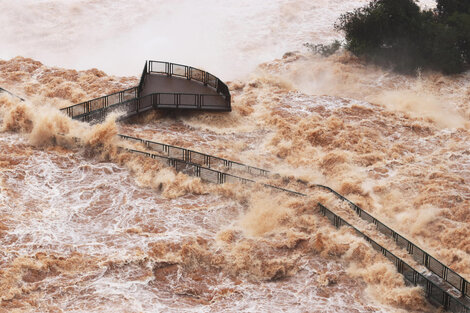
[335, 0, 470, 74]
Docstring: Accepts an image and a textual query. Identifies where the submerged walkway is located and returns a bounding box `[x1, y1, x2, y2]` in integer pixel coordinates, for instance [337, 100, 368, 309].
[1, 63, 469, 312]
[117, 134, 470, 313]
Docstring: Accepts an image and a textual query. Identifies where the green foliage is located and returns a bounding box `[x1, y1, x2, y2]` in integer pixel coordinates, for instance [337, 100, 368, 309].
[335, 0, 470, 74]
[303, 40, 342, 57]
[445, 11, 470, 64]
[436, 0, 470, 17]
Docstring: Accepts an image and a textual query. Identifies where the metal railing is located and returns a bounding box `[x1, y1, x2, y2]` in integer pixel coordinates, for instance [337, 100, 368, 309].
[0, 87, 24, 101]
[60, 87, 139, 119]
[317, 203, 469, 313]
[74, 93, 151, 123]
[117, 140, 469, 312]
[69, 91, 231, 123]
[146, 60, 231, 105]
[315, 185, 470, 300]
[119, 134, 270, 177]
[119, 147, 302, 196]
[118, 134, 470, 303]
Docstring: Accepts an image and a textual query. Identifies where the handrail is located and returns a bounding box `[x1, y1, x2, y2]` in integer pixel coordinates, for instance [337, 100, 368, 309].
[118, 134, 470, 301]
[60, 86, 139, 118]
[117, 140, 469, 312]
[70, 93, 148, 123]
[0, 87, 25, 101]
[118, 134, 270, 176]
[119, 147, 295, 194]
[317, 203, 470, 313]
[146, 60, 231, 104]
[62, 91, 230, 122]
[314, 185, 470, 299]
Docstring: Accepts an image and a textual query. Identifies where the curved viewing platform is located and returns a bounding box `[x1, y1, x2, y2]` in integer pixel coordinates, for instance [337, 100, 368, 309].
[60, 60, 231, 123]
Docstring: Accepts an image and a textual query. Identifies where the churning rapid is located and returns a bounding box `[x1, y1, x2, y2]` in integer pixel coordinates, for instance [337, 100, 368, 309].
[0, 1, 469, 313]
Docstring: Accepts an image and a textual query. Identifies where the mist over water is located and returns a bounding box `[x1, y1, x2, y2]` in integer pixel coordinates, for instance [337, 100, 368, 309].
[3, 0, 470, 313]
[0, 0, 436, 79]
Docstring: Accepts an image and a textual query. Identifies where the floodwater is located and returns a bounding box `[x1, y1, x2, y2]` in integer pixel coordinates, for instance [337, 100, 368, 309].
[1, 1, 469, 312]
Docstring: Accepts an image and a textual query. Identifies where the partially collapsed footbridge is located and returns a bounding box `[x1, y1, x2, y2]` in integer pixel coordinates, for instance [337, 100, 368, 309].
[61, 61, 231, 123]
[1, 61, 469, 313]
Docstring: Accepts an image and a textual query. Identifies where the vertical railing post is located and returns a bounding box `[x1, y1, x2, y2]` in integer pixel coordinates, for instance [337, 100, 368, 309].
[427, 280, 432, 297]
[407, 242, 413, 254]
[397, 259, 403, 274]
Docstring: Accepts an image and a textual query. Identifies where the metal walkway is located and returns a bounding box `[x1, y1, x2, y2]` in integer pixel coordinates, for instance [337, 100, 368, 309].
[118, 134, 470, 313]
[60, 61, 231, 123]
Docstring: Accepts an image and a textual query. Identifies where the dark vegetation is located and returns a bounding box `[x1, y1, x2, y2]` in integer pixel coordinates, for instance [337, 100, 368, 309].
[303, 40, 342, 57]
[335, 0, 470, 74]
